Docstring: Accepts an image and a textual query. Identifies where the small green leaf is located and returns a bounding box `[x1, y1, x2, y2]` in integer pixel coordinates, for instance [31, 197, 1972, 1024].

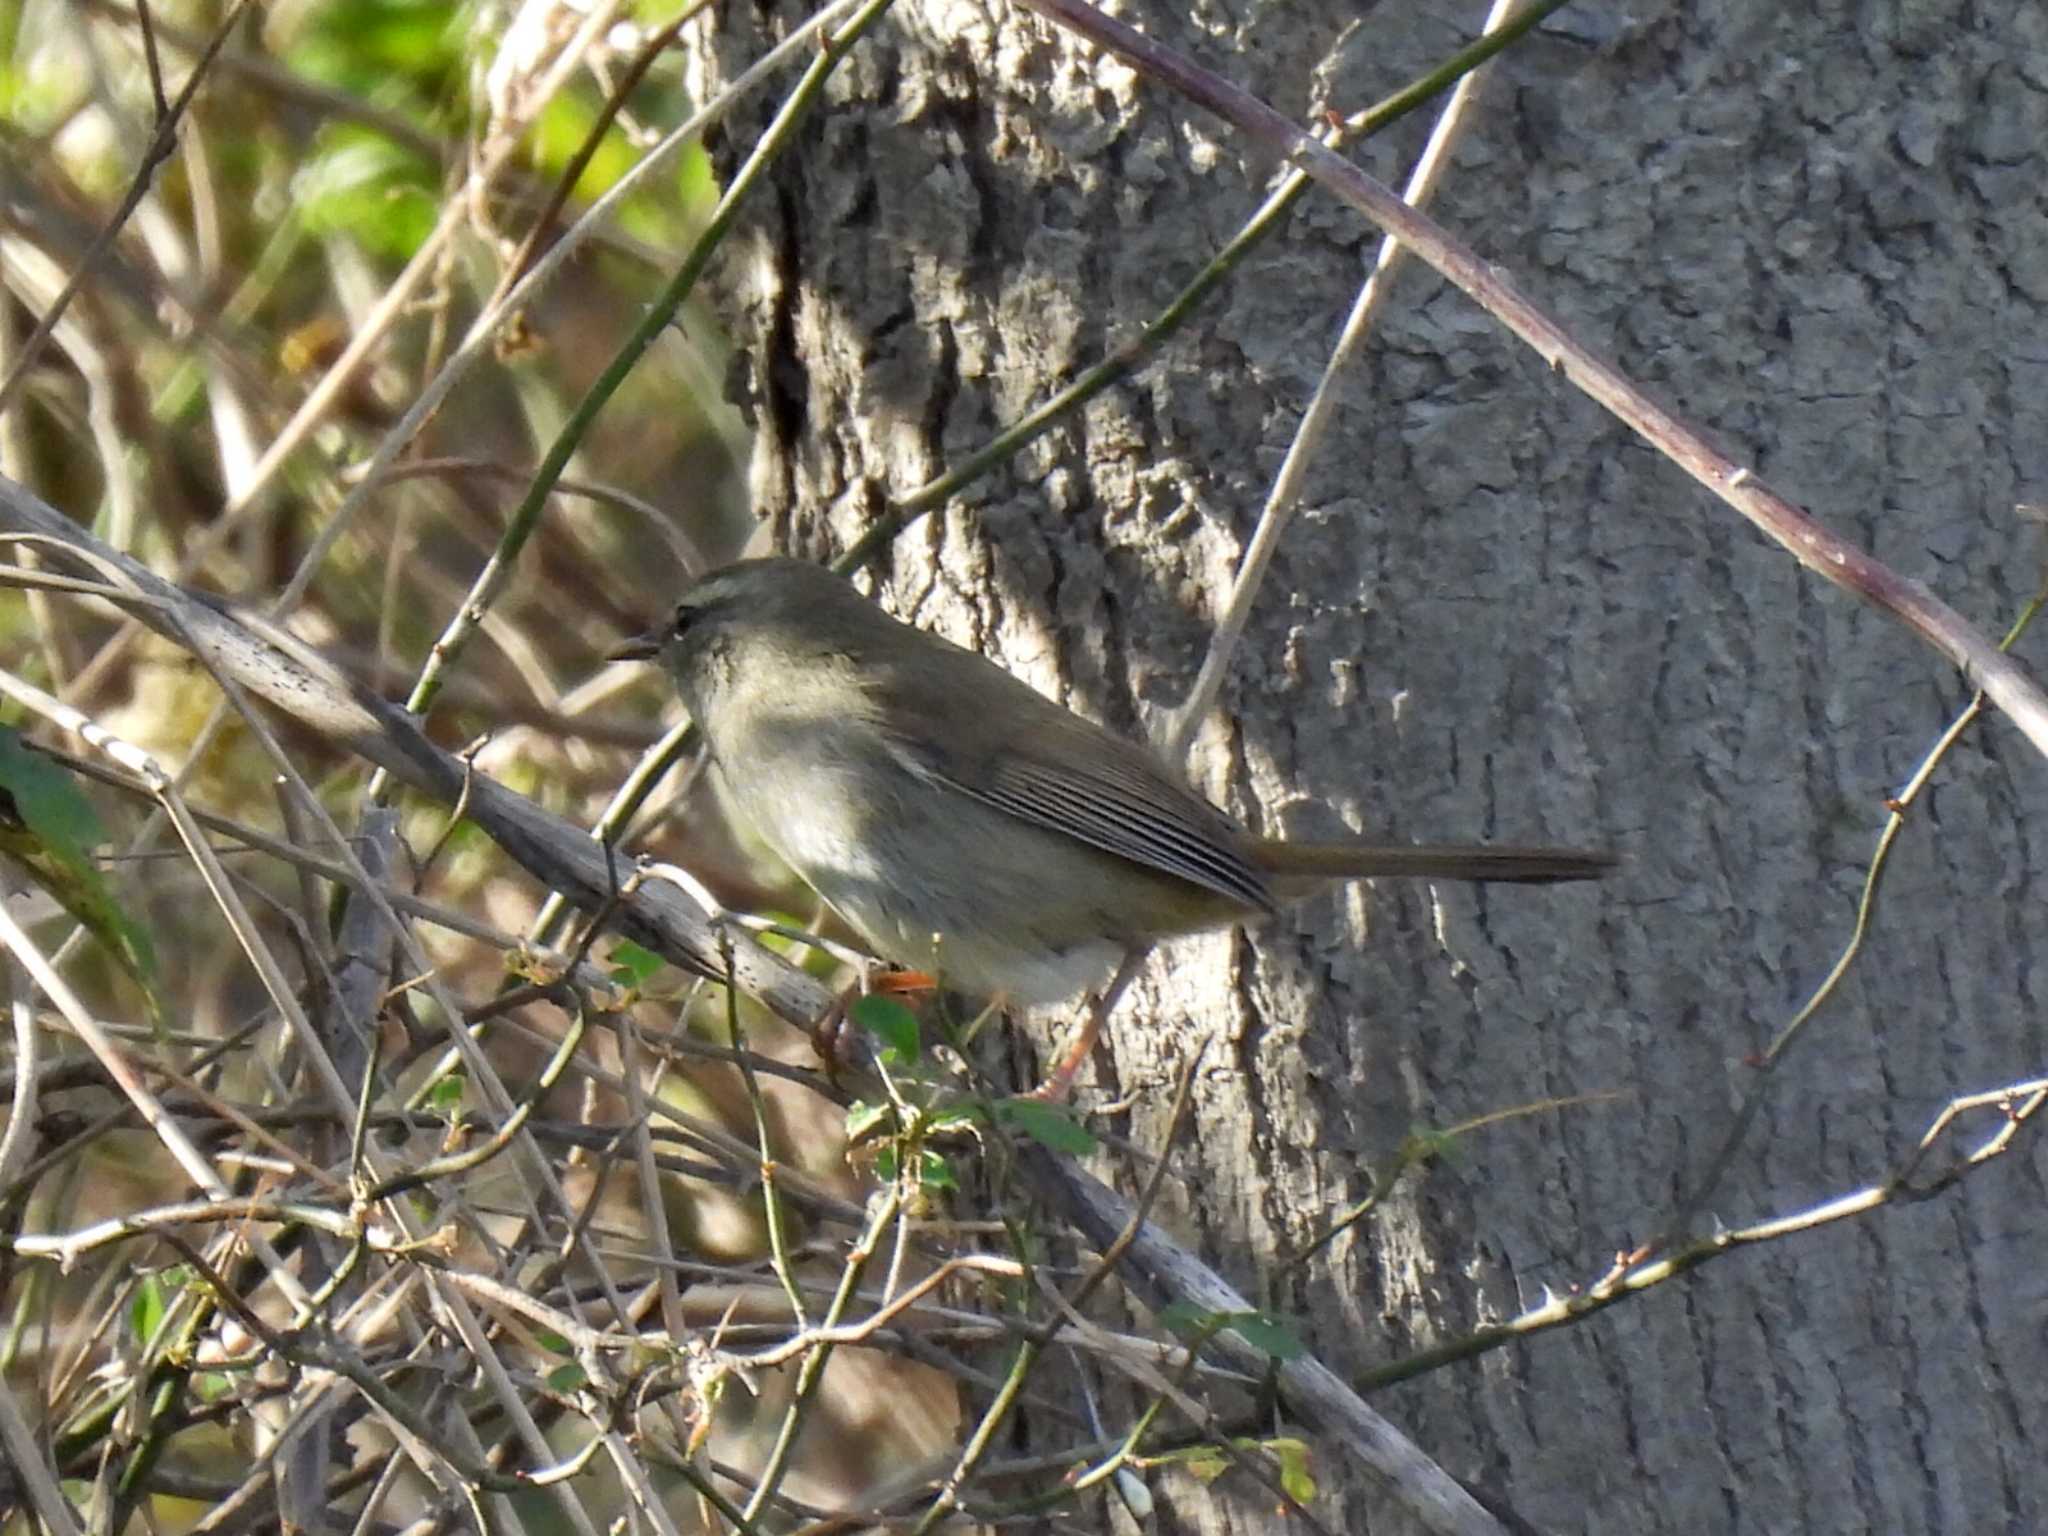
[1153, 1437, 1313, 1500]
[0, 728, 160, 1019]
[288, 0, 462, 86]
[0, 728, 103, 863]
[607, 939, 662, 987]
[535, 1331, 573, 1357]
[285, 122, 438, 259]
[995, 1097, 1095, 1155]
[1156, 1303, 1302, 1360]
[1226, 1310, 1305, 1361]
[919, 1104, 992, 1162]
[1403, 1121, 1464, 1164]
[546, 1362, 588, 1393]
[916, 1150, 956, 1190]
[871, 1144, 956, 1190]
[1157, 1301, 1221, 1342]
[1153, 1442, 1229, 1482]
[1267, 1437, 1317, 1503]
[845, 1099, 891, 1142]
[130, 1273, 169, 1343]
[849, 994, 921, 1063]
[429, 1074, 466, 1112]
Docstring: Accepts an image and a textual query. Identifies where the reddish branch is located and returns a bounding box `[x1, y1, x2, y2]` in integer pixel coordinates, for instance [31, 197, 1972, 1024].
[1012, 0, 2048, 761]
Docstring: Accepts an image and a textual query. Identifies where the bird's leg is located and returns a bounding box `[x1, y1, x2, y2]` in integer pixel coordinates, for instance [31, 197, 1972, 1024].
[810, 961, 937, 1069]
[1028, 947, 1148, 1103]
[1030, 996, 1112, 1103]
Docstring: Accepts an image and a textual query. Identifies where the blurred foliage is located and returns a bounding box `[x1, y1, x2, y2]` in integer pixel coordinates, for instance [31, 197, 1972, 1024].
[0, 0, 886, 1526]
[0, 0, 758, 912]
[2, 0, 747, 596]
[0, 725, 160, 1019]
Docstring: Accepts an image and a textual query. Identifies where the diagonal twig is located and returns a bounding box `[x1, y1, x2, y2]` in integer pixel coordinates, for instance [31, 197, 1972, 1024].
[0, 472, 831, 1029]
[1166, 0, 1534, 761]
[1016, 0, 2048, 763]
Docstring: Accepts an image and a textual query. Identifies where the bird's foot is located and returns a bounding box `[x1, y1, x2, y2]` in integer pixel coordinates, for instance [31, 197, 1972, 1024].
[810, 966, 938, 1070]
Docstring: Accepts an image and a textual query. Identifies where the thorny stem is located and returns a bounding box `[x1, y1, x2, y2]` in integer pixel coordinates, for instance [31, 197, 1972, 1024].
[1014, 0, 2048, 760]
[1657, 569, 2048, 1251]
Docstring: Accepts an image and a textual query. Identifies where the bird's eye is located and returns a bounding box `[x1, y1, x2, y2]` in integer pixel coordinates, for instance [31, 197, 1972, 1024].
[670, 605, 696, 637]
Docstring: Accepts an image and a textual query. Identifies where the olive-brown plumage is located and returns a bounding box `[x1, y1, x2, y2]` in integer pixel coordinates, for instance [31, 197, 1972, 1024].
[611, 558, 1609, 1004]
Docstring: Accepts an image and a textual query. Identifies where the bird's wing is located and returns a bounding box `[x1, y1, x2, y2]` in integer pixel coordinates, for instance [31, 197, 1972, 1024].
[867, 644, 1274, 915]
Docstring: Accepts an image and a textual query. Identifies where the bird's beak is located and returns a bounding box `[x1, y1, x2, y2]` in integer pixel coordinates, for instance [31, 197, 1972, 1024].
[606, 629, 662, 663]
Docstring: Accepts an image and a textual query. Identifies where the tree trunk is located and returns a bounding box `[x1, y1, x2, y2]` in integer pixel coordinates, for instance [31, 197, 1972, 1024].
[687, 2, 2048, 1530]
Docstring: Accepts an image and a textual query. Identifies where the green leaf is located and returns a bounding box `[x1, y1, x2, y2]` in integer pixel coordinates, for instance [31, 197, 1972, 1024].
[428, 1074, 466, 1113]
[130, 1273, 169, 1344]
[546, 1362, 588, 1393]
[916, 1150, 956, 1191]
[0, 729, 161, 1022]
[0, 727, 103, 864]
[872, 1144, 956, 1191]
[1153, 1437, 1313, 1501]
[607, 939, 662, 988]
[291, 130, 436, 257]
[844, 1099, 891, 1142]
[1267, 1437, 1317, 1504]
[849, 994, 921, 1064]
[535, 1331, 572, 1357]
[1225, 1310, 1305, 1361]
[130, 1266, 192, 1344]
[1155, 1304, 1303, 1360]
[288, 0, 463, 96]
[1157, 1301, 1220, 1342]
[1403, 1121, 1464, 1164]
[994, 1096, 1095, 1155]
[929, 1097, 991, 1138]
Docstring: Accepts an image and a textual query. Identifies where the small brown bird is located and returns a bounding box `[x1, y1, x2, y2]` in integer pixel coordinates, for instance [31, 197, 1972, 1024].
[610, 558, 1610, 1015]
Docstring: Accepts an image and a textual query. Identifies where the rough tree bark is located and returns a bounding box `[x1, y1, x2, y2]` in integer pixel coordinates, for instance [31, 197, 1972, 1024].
[684, 2, 2047, 1531]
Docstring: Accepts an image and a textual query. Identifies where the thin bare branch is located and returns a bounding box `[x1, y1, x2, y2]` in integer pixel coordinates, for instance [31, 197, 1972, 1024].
[1166, 0, 1533, 761]
[0, 472, 832, 1028]
[1017, 0, 2048, 762]
[0, 0, 259, 414]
